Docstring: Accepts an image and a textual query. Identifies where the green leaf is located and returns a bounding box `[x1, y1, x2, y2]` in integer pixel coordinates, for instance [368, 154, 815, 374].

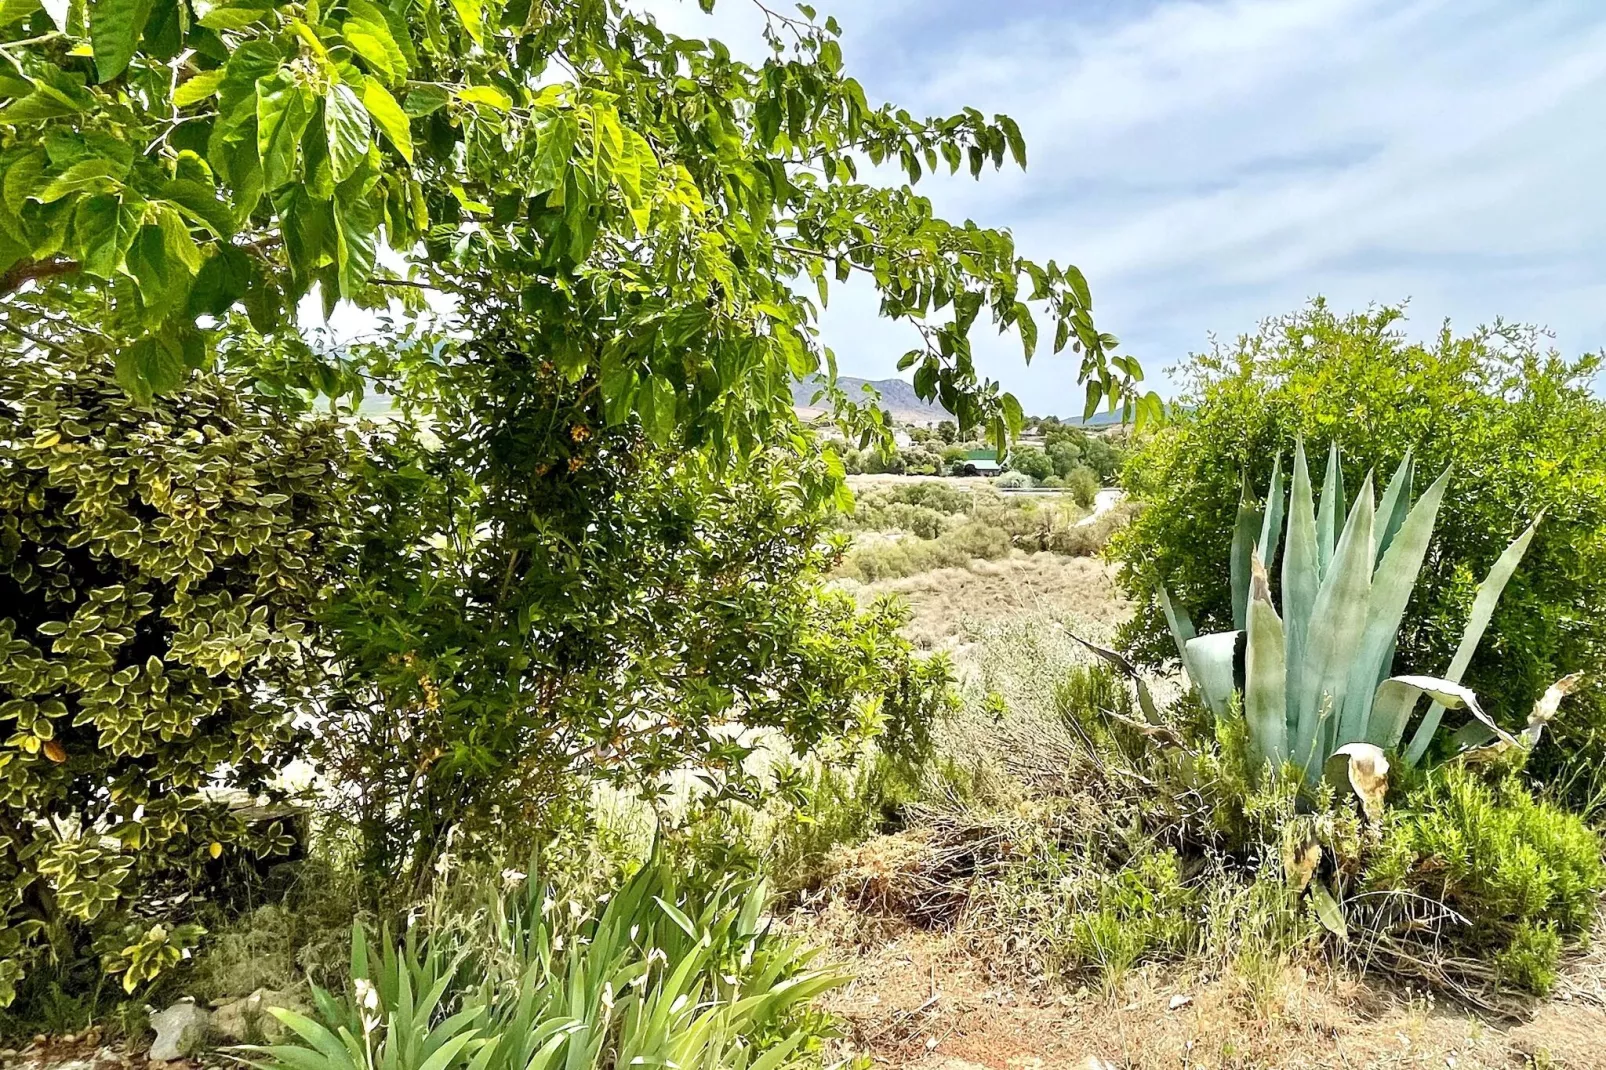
[36, 158, 126, 203]
[324, 84, 372, 183]
[115, 336, 185, 402]
[256, 69, 315, 192]
[449, 0, 483, 45]
[1244, 555, 1288, 772]
[73, 194, 142, 277]
[90, 0, 154, 83]
[1309, 881, 1348, 941]
[173, 69, 225, 107]
[362, 80, 413, 163]
[455, 84, 510, 112]
[403, 85, 452, 117]
[1000, 392, 1023, 439]
[1063, 264, 1091, 310]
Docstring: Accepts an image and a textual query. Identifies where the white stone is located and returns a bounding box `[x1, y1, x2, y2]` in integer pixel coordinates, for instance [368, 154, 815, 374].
[148, 1002, 212, 1062]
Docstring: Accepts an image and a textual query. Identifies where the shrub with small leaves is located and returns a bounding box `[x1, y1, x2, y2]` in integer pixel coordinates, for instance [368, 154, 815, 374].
[0, 353, 353, 1004]
[1363, 765, 1604, 993]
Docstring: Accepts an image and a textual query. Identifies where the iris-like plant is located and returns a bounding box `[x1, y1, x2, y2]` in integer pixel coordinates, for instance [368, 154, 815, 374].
[250, 859, 844, 1070]
[1161, 442, 1544, 802]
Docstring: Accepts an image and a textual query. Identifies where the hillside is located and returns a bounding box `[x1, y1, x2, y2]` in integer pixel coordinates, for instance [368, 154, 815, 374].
[792, 375, 953, 424]
[792, 374, 1128, 425]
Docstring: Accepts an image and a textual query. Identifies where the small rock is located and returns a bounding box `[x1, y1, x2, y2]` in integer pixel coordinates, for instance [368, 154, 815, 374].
[1168, 993, 1193, 1011]
[149, 1001, 212, 1062]
[0, 1049, 17, 1058]
[212, 988, 300, 1044]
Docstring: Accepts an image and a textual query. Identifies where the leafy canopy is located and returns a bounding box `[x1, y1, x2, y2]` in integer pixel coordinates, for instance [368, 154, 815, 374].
[0, 0, 1158, 449]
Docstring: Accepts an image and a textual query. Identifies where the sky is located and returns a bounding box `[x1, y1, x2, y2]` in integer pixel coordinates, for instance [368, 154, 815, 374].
[643, 0, 1606, 412]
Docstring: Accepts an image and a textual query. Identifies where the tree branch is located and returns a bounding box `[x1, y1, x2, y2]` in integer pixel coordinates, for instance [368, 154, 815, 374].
[0, 257, 79, 297]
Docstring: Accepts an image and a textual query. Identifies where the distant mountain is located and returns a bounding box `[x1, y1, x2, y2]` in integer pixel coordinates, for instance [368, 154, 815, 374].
[791, 375, 952, 424]
[791, 374, 1128, 425]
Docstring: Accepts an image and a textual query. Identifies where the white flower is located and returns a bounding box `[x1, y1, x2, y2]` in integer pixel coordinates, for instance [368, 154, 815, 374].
[501, 868, 526, 885]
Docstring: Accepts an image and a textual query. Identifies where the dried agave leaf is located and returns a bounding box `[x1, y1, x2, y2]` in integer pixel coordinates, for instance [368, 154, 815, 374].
[1324, 742, 1389, 822]
[1280, 828, 1321, 893]
[1522, 672, 1585, 747]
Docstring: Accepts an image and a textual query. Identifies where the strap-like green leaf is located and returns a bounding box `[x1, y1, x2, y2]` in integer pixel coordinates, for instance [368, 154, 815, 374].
[1282, 440, 1319, 742]
[1315, 441, 1343, 577]
[1230, 475, 1263, 632]
[1244, 554, 1288, 774]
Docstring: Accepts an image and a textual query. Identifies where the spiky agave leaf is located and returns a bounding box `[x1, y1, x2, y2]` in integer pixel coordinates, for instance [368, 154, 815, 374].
[1282, 441, 1319, 742]
[1159, 586, 1195, 665]
[1403, 514, 1543, 766]
[1373, 451, 1415, 562]
[1366, 674, 1490, 751]
[1230, 474, 1264, 631]
[1257, 453, 1286, 573]
[1291, 471, 1374, 779]
[1184, 630, 1243, 716]
[1244, 553, 1288, 771]
[1316, 441, 1344, 576]
[1336, 465, 1451, 744]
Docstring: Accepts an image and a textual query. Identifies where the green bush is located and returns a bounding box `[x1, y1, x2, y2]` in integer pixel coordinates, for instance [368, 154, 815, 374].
[994, 471, 1032, 490]
[1008, 445, 1054, 482]
[1114, 301, 1606, 809]
[256, 858, 845, 1070]
[1363, 765, 1603, 993]
[0, 355, 352, 1006]
[1065, 465, 1100, 508]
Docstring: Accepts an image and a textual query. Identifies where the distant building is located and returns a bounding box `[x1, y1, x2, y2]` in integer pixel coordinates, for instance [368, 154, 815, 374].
[956, 448, 1003, 476]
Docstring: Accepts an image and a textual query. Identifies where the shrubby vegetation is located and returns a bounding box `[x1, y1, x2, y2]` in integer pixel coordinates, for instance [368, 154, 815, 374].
[1116, 301, 1606, 811]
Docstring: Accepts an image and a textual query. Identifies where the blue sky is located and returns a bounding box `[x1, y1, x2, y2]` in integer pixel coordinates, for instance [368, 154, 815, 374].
[649, 0, 1606, 413]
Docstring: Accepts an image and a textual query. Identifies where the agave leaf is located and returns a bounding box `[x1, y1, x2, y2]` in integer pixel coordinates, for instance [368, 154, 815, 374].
[1282, 440, 1319, 741]
[1523, 671, 1584, 747]
[1230, 475, 1264, 632]
[1310, 880, 1348, 941]
[1373, 451, 1414, 562]
[1291, 472, 1374, 778]
[1338, 466, 1451, 744]
[1367, 674, 1484, 751]
[1244, 553, 1288, 773]
[1066, 631, 1163, 726]
[1184, 630, 1242, 716]
[1257, 454, 1286, 572]
[1316, 442, 1343, 576]
[1404, 514, 1543, 766]
[1159, 586, 1196, 665]
[1324, 742, 1389, 822]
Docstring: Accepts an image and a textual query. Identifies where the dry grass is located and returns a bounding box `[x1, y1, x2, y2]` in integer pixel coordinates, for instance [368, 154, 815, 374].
[839, 554, 1130, 651]
[792, 885, 1606, 1070]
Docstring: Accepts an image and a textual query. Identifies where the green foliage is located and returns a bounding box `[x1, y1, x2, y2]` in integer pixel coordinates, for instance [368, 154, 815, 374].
[0, 352, 351, 1004]
[0, 0, 1153, 448]
[313, 320, 954, 902]
[255, 858, 845, 1070]
[1007, 445, 1053, 482]
[1065, 465, 1100, 508]
[1364, 766, 1603, 993]
[1115, 301, 1606, 805]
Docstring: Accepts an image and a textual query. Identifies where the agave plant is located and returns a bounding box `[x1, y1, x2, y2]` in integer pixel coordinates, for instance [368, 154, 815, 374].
[1161, 442, 1542, 799]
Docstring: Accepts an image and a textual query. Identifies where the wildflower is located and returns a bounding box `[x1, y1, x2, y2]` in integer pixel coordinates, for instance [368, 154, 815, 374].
[570, 424, 591, 442]
[501, 867, 527, 885]
[568, 456, 584, 472]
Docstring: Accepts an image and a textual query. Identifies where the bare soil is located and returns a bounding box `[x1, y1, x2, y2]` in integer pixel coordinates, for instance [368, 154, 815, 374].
[799, 910, 1606, 1070]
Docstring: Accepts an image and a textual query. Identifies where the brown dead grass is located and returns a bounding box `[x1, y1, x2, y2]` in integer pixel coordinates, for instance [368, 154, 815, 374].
[842, 553, 1130, 651]
[795, 906, 1606, 1070]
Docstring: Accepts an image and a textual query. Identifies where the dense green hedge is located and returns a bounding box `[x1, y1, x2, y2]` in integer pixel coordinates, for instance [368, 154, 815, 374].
[0, 355, 352, 1003]
[1112, 301, 1606, 809]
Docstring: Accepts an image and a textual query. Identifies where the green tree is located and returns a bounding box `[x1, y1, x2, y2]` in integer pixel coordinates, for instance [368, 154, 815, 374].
[0, 352, 352, 1004]
[1066, 464, 1100, 508]
[317, 316, 950, 900]
[1112, 301, 1606, 809]
[1009, 444, 1053, 482]
[0, 0, 1158, 444]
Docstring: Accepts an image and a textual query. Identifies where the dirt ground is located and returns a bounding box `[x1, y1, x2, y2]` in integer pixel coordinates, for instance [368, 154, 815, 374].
[800, 913, 1606, 1070]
